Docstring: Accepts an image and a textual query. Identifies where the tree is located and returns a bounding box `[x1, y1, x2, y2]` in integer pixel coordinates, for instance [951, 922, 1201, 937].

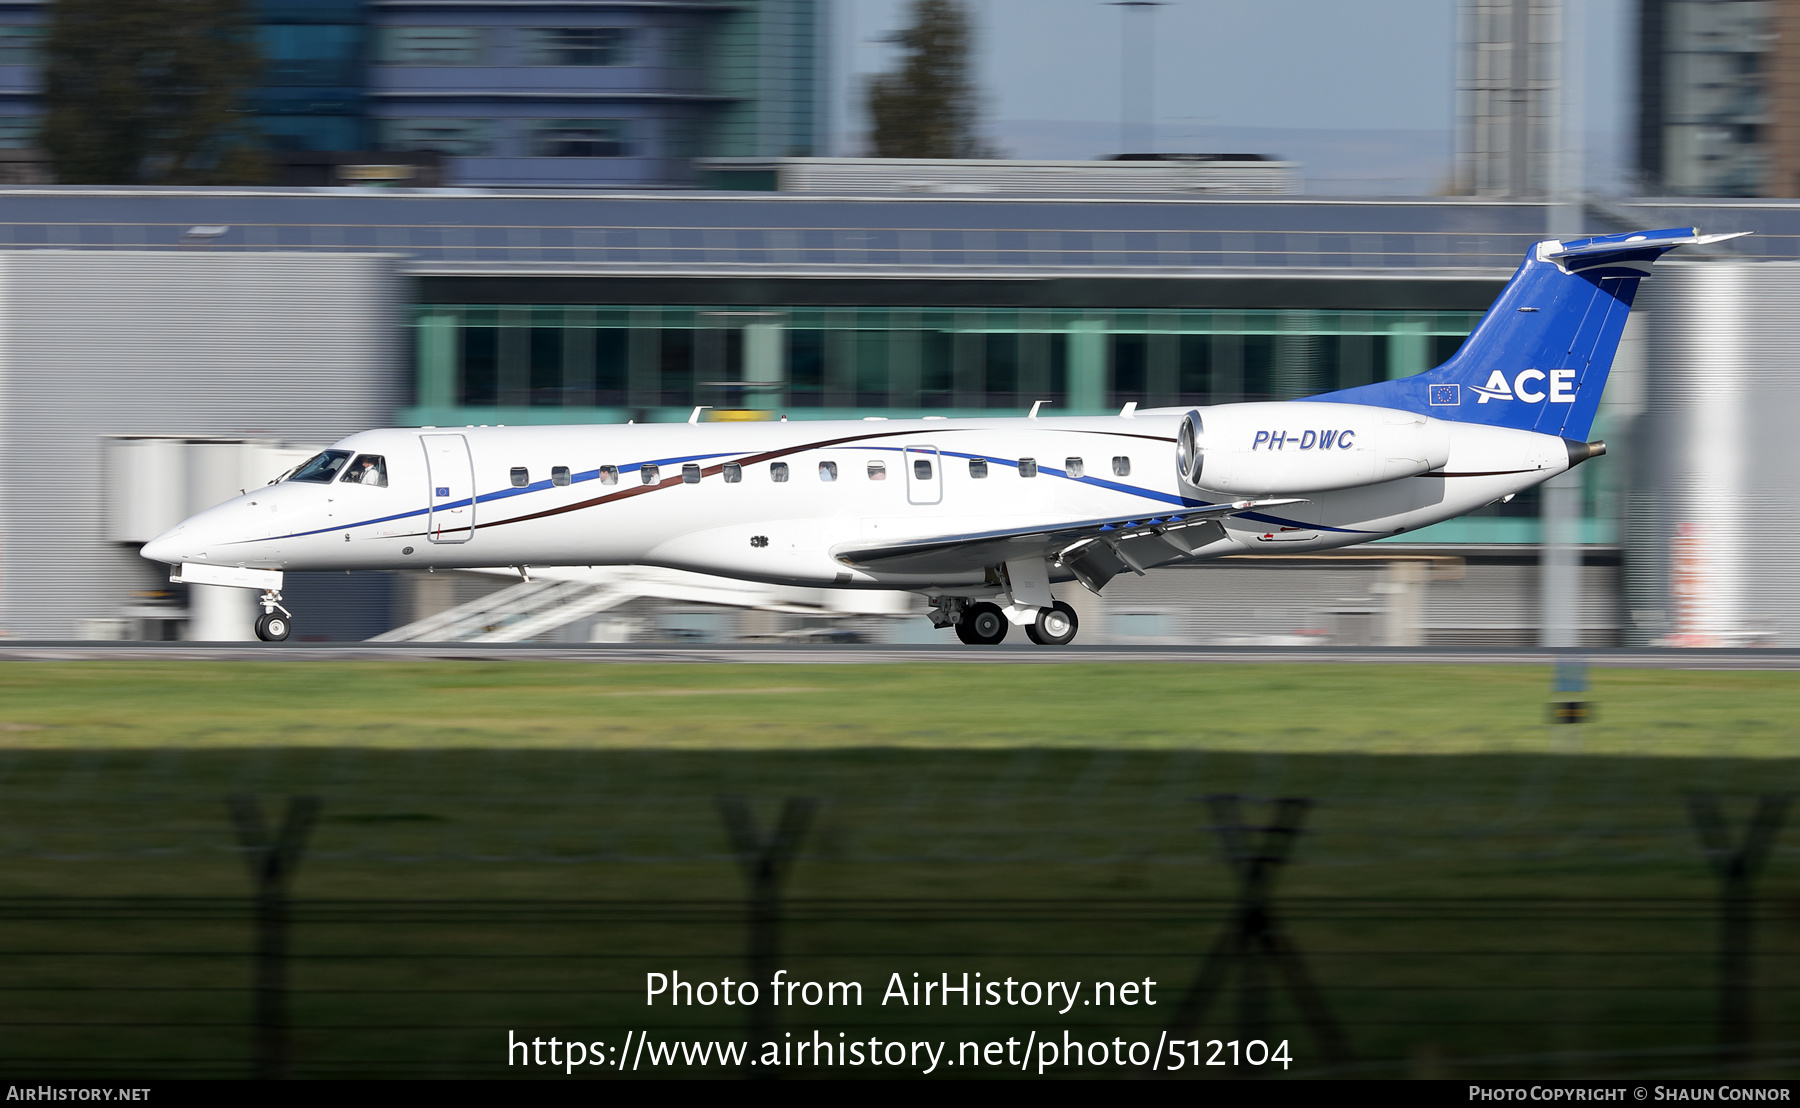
[42, 0, 267, 185]
[865, 0, 991, 159]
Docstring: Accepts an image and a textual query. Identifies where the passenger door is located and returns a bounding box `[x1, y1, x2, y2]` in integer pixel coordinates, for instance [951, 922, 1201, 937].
[421, 433, 477, 544]
[904, 445, 942, 506]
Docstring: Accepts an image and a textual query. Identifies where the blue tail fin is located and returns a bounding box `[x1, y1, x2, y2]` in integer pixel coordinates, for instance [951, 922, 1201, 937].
[1313, 227, 1746, 440]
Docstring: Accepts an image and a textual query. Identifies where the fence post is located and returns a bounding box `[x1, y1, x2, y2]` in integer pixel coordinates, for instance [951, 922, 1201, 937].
[717, 795, 816, 1074]
[1163, 794, 1350, 1069]
[227, 794, 321, 1081]
[1687, 792, 1789, 1072]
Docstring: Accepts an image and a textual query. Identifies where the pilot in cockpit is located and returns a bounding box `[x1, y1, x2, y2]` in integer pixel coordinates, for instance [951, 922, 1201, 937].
[349, 455, 387, 488]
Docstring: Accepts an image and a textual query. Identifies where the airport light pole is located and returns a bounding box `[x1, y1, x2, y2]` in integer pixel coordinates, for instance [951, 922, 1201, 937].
[1109, 2, 1168, 154]
[1541, 0, 1582, 650]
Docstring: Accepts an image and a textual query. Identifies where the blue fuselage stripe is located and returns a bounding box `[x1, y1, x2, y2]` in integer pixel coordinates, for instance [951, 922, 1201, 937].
[252, 443, 1368, 543]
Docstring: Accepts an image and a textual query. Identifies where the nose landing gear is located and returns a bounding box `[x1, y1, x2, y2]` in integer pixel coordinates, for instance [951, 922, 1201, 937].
[254, 589, 292, 642]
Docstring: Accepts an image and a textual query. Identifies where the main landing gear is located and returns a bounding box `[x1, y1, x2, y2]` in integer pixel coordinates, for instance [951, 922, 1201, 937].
[937, 598, 1081, 646]
[255, 589, 292, 642]
[1025, 602, 1079, 646]
[955, 602, 1008, 645]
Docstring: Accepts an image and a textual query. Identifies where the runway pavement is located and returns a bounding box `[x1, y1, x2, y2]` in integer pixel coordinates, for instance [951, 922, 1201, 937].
[4, 642, 1800, 669]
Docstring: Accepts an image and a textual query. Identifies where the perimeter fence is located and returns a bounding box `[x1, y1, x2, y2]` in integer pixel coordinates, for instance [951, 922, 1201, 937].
[0, 745, 1793, 1080]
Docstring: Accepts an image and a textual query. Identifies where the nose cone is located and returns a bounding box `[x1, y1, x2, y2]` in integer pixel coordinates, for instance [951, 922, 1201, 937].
[142, 497, 278, 568]
[140, 526, 187, 566]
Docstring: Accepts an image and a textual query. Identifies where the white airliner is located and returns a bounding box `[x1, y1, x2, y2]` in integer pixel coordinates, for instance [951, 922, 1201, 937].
[141, 228, 1741, 644]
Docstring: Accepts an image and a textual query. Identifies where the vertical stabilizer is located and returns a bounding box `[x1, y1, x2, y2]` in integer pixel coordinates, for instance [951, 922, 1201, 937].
[1313, 228, 1747, 441]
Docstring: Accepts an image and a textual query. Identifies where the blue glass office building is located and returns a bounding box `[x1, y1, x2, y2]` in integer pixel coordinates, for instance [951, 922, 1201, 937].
[0, 0, 829, 187]
[258, 0, 369, 153]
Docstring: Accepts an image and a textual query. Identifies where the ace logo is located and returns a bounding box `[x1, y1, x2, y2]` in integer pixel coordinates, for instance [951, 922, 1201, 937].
[1471, 368, 1577, 404]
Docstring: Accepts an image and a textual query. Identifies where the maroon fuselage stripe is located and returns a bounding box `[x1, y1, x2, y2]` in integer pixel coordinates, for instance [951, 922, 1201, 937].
[403, 426, 1178, 539]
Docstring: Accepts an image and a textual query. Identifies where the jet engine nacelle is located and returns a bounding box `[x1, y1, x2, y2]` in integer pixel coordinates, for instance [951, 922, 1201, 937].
[1177, 402, 1451, 496]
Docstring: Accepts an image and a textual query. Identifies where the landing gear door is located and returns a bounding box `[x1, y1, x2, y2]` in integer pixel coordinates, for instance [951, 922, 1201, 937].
[904, 445, 942, 506]
[421, 433, 477, 544]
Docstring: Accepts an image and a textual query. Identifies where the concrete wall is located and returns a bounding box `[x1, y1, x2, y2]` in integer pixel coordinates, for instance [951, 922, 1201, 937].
[1630, 261, 1800, 646]
[0, 251, 403, 640]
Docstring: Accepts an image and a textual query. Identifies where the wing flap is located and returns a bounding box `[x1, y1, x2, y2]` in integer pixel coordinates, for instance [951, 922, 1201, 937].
[833, 498, 1302, 576]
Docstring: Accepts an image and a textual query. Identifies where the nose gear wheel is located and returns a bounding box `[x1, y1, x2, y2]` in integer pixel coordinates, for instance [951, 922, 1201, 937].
[255, 589, 292, 643]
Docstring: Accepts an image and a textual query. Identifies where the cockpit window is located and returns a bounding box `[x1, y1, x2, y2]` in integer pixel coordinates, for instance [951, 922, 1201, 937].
[289, 450, 352, 484]
[341, 454, 388, 487]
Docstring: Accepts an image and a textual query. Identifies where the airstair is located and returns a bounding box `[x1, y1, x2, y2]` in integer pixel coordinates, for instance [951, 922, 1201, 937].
[370, 565, 913, 644]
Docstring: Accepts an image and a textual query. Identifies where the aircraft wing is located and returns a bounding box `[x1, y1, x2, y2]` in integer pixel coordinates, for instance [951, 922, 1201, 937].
[832, 498, 1304, 576]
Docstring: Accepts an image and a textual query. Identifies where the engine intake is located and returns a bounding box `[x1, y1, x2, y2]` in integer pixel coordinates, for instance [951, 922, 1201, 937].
[1178, 403, 1451, 496]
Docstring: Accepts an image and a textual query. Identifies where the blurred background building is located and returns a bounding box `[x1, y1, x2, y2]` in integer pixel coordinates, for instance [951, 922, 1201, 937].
[0, 0, 1792, 647]
[0, 0, 831, 188]
[1456, 0, 1565, 198]
[1637, 0, 1800, 197]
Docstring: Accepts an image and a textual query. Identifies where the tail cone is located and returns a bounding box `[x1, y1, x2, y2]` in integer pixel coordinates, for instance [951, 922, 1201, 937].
[1564, 439, 1607, 467]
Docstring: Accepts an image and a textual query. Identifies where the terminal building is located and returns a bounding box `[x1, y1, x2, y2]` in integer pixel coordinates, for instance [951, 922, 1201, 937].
[0, 184, 1794, 646]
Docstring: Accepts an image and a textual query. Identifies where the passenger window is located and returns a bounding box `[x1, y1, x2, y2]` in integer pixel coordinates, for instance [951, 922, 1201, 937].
[341, 454, 388, 487]
[640, 464, 660, 485]
[599, 465, 618, 486]
[510, 467, 529, 487]
[551, 466, 570, 487]
[969, 458, 988, 479]
[913, 459, 933, 480]
[1019, 457, 1038, 478]
[867, 461, 887, 481]
[1113, 456, 1131, 477]
[1066, 457, 1084, 478]
[723, 462, 742, 483]
[682, 463, 701, 484]
[770, 462, 789, 483]
[289, 450, 351, 484]
[819, 460, 838, 482]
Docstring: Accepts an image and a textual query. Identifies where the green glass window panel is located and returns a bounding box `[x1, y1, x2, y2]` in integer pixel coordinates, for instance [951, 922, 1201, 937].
[1046, 333, 1069, 402]
[920, 329, 953, 407]
[1112, 332, 1146, 402]
[1432, 332, 1467, 365]
[529, 323, 562, 406]
[789, 329, 825, 407]
[985, 332, 1018, 404]
[660, 328, 693, 407]
[1242, 334, 1275, 402]
[1177, 334, 1211, 402]
[595, 328, 628, 403]
[855, 329, 888, 407]
[460, 323, 497, 406]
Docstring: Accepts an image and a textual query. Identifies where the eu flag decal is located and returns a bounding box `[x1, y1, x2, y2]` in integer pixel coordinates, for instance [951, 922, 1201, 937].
[1429, 383, 1461, 406]
[435, 486, 450, 497]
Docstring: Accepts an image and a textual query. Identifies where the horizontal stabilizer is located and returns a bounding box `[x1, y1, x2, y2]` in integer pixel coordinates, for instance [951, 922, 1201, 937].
[834, 498, 1302, 575]
[1539, 228, 1751, 266]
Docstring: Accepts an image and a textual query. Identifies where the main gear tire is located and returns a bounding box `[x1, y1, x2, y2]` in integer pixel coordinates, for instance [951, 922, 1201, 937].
[959, 602, 1009, 645]
[1024, 601, 1079, 646]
